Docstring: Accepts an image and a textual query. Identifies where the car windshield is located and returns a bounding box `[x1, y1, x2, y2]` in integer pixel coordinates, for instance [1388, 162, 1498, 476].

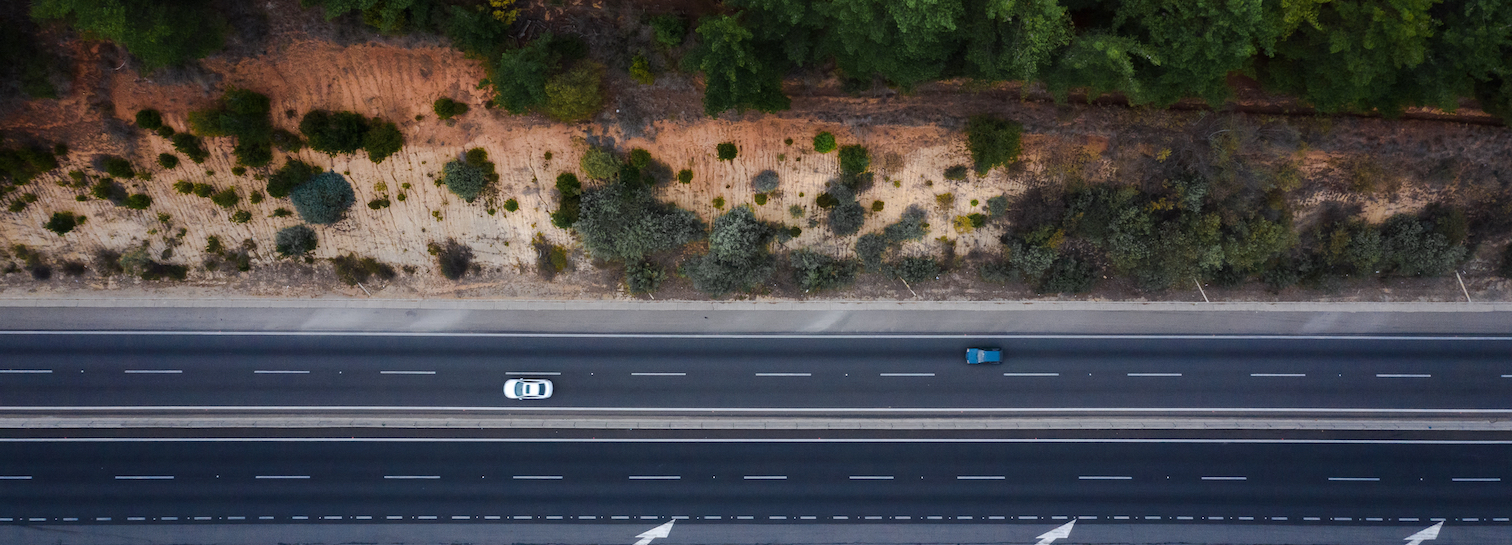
[515, 382, 528, 396]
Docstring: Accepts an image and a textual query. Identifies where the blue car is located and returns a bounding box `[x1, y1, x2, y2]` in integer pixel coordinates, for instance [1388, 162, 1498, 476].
[966, 347, 1003, 364]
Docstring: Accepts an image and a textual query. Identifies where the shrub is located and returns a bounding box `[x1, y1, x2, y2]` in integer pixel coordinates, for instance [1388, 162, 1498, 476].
[173, 180, 194, 194]
[683, 206, 775, 297]
[1499, 244, 1512, 279]
[123, 194, 152, 210]
[968, 213, 987, 228]
[433, 97, 470, 120]
[102, 156, 135, 178]
[267, 160, 318, 198]
[210, 188, 239, 208]
[754, 194, 768, 205]
[289, 171, 356, 225]
[883, 206, 929, 242]
[1378, 214, 1467, 277]
[157, 153, 179, 169]
[986, 195, 1009, 217]
[892, 256, 940, 284]
[626, 260, 666, 294]
[431, 239, 473, 280]
[628, 148, 652, 169]
[651, 14, 687, 48]
[677, 169, 693, 184]
[443, 160, 488, 202]
[43, 211, 82, 235]
[936, 192, 956, 209]
[551, 172, 583, 228]
[575, 182, 706, 262]
[91, 179, 126, 203]
[966, 115, 1023, 175]
[230, 210, 252, 223]
[839, 145, 869, 174]
[944, 165, 969, 180]
[828, 199, 866, 236]
[363, 120, 403, 163]
[815, 193, 837, 208]
[716, 142, 738, 161]
[367, 197, 390, 209]
[1039, 254, 1096, 294]
[32, 0, 224, 70]
[300, 110, 369, 155]
[189, 88, 274, 167]
[274, 225, 317, 257]
[332, 254, 395, 285]
[504, 198, 519, 212]
[752, 170, 779, 193]
[580, 148, 619, 180]
[791, 250, 859, 292]
[813, 132, 836, 153]
[713, 196, 725, 209]
[492, 37, 553, 114]
[249, 191, 264, 204]
[630, 55, 654, 85]
[0, 144, 60, 185]
[271, 208, 292, 218]
[544, 61, 606, 122]
[156, 126, 175, 138]
[871, 200, 885, 212]
[271, 129, 304, 152]
[171, 133, 209, 163]
[135, 109, 164, 130]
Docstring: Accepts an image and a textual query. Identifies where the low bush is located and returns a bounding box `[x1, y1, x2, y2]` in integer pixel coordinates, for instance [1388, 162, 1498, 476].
[289, 171, 355, 225]
[156, 126, 175, 138]
[0, 144, 60, 185]
[630, 55, 654, 85]
[123, 194, 152, 210]
[682, 206, 775, 297]
[135, 109, 164, 130]
[580, 147, 619, 180]
[230, 210, 252, 223]
[944, 165, 969, 180]
[90, 179, 126, 203]
[363, 120, 404, 163]
[716, 142, 738, 161]
[839, 145, 869, 174]
[171, 133, 209, 163]
[274, 225, 317, 257]
[677, 169, 693, 184]
[791, 250, 859, 292]
[543, 61, 605, 122]
[651, 14, 686, 48]
[267, 160, 318, 198]
[432, 97, 470, 120]
[1039, 254, 1097, 294]
[271, 129, 304, 152]
[550, 172, 582, 228]
[189, 88, 274, 167]
[575, 181, 705, 263]
[431, 239, 474, 280]
[966, 115, 1023, 175]
[102, 156, 135, 178]
[753, 170, 779, 193]
[367, 197, 390, 209]
[192, 183, 214, 198]
[443, 160, 487, 202]
[504, 198, 519, 212]
[332, 253, 395, 285]
[754, 194, 768, 205]
[173, 180, 194, 194]
[210, 188, 239, 208]
[1499, 244, 1512, 279]
[891, 256, 940, 284]
[828, 199, 865, 236]
[299, 110, 369, 155]
[157, 153, 179, 169]
[813, 132, 836, 153]
[627, 260, 666, 294]
[43, 211, 83, 235]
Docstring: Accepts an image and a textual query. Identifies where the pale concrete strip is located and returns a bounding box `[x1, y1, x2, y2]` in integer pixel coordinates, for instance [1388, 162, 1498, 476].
[2, 416, 1510, 431]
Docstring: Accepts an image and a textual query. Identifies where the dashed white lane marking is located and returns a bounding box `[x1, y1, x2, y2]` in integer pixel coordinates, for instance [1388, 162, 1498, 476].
[1250, 373, 1305, 377]
[879, 373, 934, 377]
[1003, 372, 1059, 377]
[755, 373, 812, 377]
[255, 475, 309, 479]
[628, 475, 680, 480]
[512, 475, 563, 480]
[1079, 476, 1133, 480]
[631, 373, 686, 376]
[849, 475, 894, 480]
[254, 370, 309, 374]
[744, 475, 787, 480]
[383, 475, 439, 479]
[123, 370, 181, 374]
[1201, 476, 1248, 481]
[114, 475, 173, 480]
[1127, 373, 1182, 377]
[0, 476, 32, 480]
[957, 475, 1006, 480]
[380, 371, 435, 375]
[1328, 477, 1381, 482]
[506, 372, 561, 376]
[1452, 477, 1502, 482]
[0, 369, 51, 374]
[1376, 374, 1431, 378]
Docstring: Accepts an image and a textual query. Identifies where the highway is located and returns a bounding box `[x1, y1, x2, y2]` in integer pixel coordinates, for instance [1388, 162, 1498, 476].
[1, 439, 1509, 525]
[0, 333, 1509, 410]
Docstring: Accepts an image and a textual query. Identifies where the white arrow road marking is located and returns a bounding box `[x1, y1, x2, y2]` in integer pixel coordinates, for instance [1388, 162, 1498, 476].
[1404, 522, 1443, 545]
[633, 520, 675, 545]
[1034, 520, 1076, 545]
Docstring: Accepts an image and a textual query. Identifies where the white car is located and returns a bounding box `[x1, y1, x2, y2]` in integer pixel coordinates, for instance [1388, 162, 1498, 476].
[504, 378, 554, 400]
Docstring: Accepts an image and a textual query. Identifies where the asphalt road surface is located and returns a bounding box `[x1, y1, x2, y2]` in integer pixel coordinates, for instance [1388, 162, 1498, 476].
[1, 439, 1509, 526]
[0, 333, 1509, 410]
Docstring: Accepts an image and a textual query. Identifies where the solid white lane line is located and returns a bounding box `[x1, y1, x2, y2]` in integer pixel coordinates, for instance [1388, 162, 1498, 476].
[957, 475, 1005, 480]
[1451, 477, 1501, 482]
[631, 373, 685, 376]
[1201, 476, 1247, 481]
[1127, 373, 1181, 377]
[1003, 372, 1059, 377]
[1328, 477, 1380, 482]
[18, 331, 1512, 341]
[755, 373, 812, 377]
[512, 475, 563, 480]
[124, 370, 181, 374]
[381, 371, 435, 375]
[1250, 373, 1305, 377]
[383, 475, 439, 479]
[880, 373, 934, 377]
[255, 475, 310, 479]
[254, 370, 309, 374]
[1079, 476, 1133, 480]
[0, 475, 32, 479]
[9, 437, 1512, 445]
[506, 372, 561, 376]
[13, 405, 1512, 414]
[628, 475, 680, 480]
[744, 475, 787, 480]
[1376, 374, 1431, 378]
[0, 369, 51, 374]
[115, 475, 173, 480]
[849, 475, 894, 480]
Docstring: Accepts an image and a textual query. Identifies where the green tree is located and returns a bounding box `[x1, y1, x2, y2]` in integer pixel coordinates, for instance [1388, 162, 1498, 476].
[188, 88, 274, 167]
[1109, 0, 1275, 106]
[494, 37, 553, 114]
[31, 0, 225, 70]
[1260, 0, 1442, 114]
[299, 110, 370, 155]
[362, 120, 404, 163]
[682, 206, 775, 297]
[543, 61, 605, 122]
[301, 0, 438, 35]
[574, 182, 706, 263]
[965, 115, 1022, 175]
[695, 15, 791, 116]
[267, 159, 318, 198]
